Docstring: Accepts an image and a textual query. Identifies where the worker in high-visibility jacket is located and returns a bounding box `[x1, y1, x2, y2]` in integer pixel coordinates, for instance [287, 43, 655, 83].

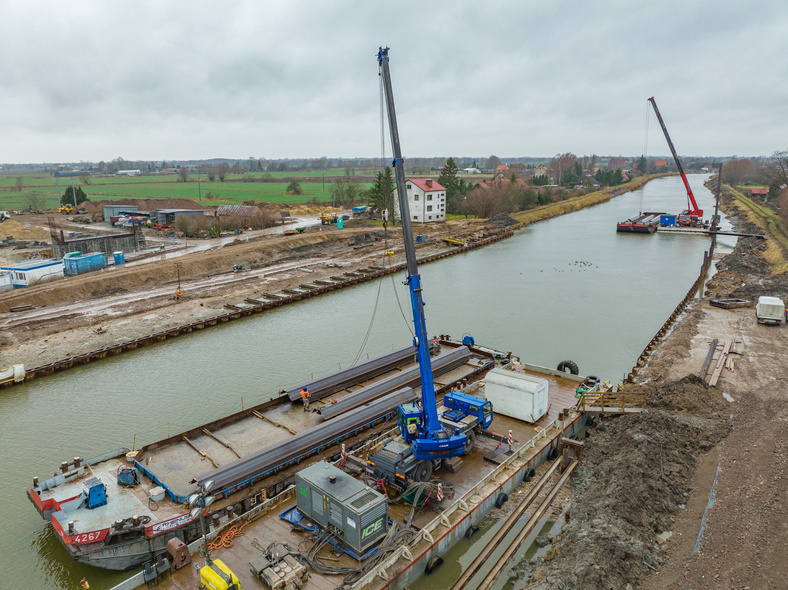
[300, 387, 310, 411]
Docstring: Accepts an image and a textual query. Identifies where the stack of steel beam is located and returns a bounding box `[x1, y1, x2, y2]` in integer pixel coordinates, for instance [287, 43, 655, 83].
[319, 346, 471, 420]
[285, 344, 416, 402]
[194, 387, 416, 492]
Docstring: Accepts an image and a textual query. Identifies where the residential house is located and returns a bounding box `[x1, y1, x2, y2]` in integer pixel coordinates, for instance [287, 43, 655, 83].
[394, 178, 446, 223]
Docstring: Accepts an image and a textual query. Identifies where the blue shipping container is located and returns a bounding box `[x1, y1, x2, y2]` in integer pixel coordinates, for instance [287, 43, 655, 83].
[64, 252, 107, 276]
[660, 215, 677, 227]
[113, 251, 125, 265]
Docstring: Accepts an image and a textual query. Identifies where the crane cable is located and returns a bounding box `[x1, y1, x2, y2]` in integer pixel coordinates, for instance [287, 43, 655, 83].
[640, 100, 651, 214]
[347, 71, 413, 369]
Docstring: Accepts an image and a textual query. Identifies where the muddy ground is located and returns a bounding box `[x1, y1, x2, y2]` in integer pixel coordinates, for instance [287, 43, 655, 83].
[0, 215, 496, 368]
[523, 208, 788, 589]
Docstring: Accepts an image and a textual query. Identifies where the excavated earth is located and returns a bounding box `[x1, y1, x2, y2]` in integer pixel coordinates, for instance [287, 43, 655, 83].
[523, 204, 788, 589]
[0, 217, 497, 368]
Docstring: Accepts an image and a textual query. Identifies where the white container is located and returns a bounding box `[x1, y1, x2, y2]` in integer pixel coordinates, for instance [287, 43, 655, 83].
[149, 486, 166, 502]
[484, 367, 549, 423]
[756, 296, 785, 325]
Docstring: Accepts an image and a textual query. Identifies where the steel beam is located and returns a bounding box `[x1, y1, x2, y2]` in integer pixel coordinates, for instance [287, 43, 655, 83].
[194, 387, 416, 491]
[319, 346, 471, 420]
[285, 344, 416, 402]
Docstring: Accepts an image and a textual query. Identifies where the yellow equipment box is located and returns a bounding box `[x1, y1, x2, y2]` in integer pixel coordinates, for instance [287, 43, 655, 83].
[200, 559, 241, 590]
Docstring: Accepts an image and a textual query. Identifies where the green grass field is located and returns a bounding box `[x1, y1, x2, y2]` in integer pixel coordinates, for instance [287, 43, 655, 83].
[0, 172, 373, 210]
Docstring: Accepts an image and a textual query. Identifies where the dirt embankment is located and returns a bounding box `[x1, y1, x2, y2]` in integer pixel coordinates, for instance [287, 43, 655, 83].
[526, 377, 731, 590]
[0, 219, 499, 367]
[523, 189, 788, 590]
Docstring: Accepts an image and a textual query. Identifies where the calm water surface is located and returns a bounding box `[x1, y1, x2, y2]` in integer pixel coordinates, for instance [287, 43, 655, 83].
[0, 174, 733, 589]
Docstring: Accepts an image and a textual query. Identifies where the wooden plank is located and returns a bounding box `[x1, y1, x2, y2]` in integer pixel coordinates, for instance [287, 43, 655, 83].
[181, 435, 219, 468]
[708, 341, 731, 387]
[202, 428, 242, 458]
[700, 338, 719, 379]
[251, 410, 297, 435]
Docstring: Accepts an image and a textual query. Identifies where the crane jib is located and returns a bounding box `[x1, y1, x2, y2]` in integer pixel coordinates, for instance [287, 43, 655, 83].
[377, 47, 466, 457]
[647, 97, 702, 217]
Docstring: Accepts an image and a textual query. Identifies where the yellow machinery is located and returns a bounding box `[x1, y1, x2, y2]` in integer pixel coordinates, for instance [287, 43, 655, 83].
[200, 559, 241, 590]
[58, 204, 75, 214]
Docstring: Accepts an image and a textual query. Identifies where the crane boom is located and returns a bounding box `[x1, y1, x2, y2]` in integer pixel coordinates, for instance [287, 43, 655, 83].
[647, 97, 702, 220]
[377, 47, 466, 461]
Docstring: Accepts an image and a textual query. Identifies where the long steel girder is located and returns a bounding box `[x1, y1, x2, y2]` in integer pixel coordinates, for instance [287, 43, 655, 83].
[194, 387, 417, 491]
[319, 346, 472, 420]
[285, 344, 416, 402]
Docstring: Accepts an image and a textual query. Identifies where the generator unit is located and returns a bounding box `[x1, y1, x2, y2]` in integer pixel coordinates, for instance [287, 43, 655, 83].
[295, 461, 388, 555]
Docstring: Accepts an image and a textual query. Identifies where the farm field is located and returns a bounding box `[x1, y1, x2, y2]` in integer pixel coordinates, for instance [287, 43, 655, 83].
[0, 172, 373, 209]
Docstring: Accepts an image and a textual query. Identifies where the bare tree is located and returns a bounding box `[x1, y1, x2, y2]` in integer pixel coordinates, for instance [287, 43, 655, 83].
[484, 155, 501, 171]
[15, 177, 23, 192]
[218, 163, 230, 182]
[26, 193, 42, 212]
[178, 167, 189, 182]
[79, 171, 92, 185]
[174, 214, 199, 236]
[763, 149, 788, 190]
[722, 159, 755, 186]
[587, 154, 598, 175]
[777, 188, 788, 225]
[549, 153, 577, 185]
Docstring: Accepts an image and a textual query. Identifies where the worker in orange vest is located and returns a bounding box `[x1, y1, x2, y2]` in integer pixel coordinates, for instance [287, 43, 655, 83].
[300, 387, 310, 411]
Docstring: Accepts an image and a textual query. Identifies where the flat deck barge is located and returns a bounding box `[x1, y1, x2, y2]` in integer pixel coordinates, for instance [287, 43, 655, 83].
[103, 353, 588, 590]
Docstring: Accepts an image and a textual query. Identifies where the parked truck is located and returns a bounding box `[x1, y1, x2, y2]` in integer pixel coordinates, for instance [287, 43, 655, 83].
[756, 296, 786, 325]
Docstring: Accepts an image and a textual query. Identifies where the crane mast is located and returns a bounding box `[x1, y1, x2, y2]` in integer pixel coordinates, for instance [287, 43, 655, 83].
[377, 47, 465, 460]
[647, 97, 703, 222]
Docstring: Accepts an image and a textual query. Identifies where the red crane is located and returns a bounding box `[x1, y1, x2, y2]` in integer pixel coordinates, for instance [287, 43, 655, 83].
[648, 97, 703, 226]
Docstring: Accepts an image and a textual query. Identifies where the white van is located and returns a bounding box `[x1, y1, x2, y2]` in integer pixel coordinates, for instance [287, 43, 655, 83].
[756, 296, 786, 325]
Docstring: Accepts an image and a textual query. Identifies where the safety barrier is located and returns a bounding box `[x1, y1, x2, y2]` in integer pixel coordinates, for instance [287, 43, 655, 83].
[3, 231, 513, 389]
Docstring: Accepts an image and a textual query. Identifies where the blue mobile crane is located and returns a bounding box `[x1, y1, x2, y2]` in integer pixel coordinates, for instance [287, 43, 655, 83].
[368, 47, 493, 487]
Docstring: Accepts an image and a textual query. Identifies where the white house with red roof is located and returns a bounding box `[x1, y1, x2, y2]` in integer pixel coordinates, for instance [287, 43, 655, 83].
[394, 178, 447, 223]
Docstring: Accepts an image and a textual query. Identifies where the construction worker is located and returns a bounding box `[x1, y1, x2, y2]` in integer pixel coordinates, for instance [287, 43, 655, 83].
[300, 387, 310, 411]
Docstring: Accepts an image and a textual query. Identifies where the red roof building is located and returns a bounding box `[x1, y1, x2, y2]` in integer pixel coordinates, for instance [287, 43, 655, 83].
[395, 178, 447, 223]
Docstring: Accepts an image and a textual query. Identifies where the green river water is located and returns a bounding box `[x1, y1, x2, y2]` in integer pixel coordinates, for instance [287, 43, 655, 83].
[0, 174, 735, 590]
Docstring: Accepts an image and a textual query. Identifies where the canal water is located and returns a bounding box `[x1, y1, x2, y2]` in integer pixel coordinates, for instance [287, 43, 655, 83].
[0, 175, 733, 590]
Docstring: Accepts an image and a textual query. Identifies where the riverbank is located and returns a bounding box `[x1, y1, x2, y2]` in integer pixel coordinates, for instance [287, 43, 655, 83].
[522, 185, 788, 589]
[0, 176, 662, 372]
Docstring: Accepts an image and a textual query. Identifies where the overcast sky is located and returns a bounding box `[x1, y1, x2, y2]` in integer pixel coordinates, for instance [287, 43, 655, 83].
[1, 0, 786, 164]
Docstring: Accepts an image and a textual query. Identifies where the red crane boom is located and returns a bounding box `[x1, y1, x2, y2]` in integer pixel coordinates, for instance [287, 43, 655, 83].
[648, 97, 703, 225]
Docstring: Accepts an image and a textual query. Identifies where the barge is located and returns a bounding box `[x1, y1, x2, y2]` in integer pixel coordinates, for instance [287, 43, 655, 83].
[27, 339, 590, 577]
[616, 211, 664, 233]
[110, 351, 589, 590]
